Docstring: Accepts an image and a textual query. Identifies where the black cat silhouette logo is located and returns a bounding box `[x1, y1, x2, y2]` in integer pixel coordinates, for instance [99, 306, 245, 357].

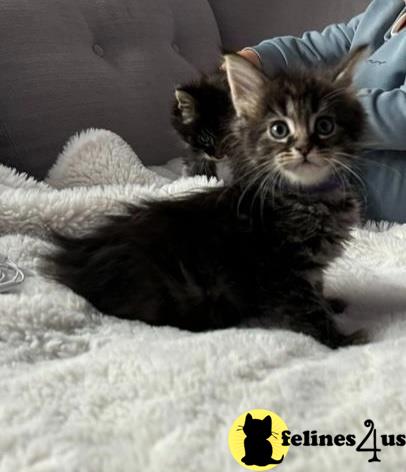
[229, 409, 290, 470]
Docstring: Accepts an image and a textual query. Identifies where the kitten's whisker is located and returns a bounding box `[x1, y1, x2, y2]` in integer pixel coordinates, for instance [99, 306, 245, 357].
[335, 151, 402, 177]
[232, 160, 272, 186]
[244, 163, 281, 219]
[263, 168, 282, 208]
[332, 152, 372, 184]
[329, 157, 369, 206]
[330, 157, 366, 191]
[257, 171, 276, 223]
[237, 173, 264, 216]
[235, 163, 276, 215]
[261, 174, 277, 223]
[250, 176, 265, 217]
[353, 158, 402, 178]
[217, 160, 269, 207]
[273, 171, 283, 203]
[329, 161, 349, 200]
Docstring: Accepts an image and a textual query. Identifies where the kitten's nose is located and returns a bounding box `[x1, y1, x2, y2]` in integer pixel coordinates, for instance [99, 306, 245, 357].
[295, 145, 312, 157]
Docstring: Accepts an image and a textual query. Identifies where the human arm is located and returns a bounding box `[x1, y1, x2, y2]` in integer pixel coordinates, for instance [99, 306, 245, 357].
[242, 13, 363, 76]
[358, 82, 406, 151]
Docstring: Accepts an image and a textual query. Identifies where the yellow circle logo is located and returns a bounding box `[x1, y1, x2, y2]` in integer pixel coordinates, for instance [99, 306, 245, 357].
[228, 409, 290, 470]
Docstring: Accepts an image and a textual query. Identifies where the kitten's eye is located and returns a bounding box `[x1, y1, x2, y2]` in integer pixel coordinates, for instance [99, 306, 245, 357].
[269, 121, 290, 140]
[315, 117, 335, 137]
[198, 132, 215, 147]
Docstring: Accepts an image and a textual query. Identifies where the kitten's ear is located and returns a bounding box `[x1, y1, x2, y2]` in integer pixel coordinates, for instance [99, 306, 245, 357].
[244, 413, 253, 425]
[333, 46, 369, 85]
[224, 54, 268, 119]
[175, 89, 197, 124]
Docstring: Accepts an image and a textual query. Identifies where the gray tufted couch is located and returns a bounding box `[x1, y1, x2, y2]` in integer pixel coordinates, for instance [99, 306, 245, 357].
[0, 0, 369, 179]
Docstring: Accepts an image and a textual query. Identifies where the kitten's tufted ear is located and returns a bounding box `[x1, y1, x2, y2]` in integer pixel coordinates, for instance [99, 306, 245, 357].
[175, 89, 197, 124]
[333, 45, 369, 85]
[224, 54, 268, 119]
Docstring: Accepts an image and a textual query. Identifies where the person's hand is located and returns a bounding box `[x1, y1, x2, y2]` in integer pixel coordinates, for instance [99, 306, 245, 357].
[237, 49, 262, 69]
[221, 49, 262, 70]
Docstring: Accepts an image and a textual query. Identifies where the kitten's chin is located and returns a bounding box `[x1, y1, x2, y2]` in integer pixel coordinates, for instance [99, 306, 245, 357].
[282, 164, 332, 188]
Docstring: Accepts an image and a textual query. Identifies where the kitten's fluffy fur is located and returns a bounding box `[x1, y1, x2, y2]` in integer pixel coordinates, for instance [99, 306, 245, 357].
[45, 49, 367, 348]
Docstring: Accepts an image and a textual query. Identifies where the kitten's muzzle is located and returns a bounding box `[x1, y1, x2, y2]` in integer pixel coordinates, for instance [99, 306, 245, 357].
[283, 153, 323, 171]
[295, 145, 312, 157]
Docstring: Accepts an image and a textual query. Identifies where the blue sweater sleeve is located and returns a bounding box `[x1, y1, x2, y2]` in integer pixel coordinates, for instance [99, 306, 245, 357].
[252, 13, 364, 76]
[358, 84, 406, 151]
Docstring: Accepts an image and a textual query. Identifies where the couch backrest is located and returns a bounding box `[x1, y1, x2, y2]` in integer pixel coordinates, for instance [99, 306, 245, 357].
[209, 0, 370, 51]
[0, 0, 370, 178]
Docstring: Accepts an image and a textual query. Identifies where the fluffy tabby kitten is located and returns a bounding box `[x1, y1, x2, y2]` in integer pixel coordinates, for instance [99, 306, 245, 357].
[172, 69, 233, 179]
[45, 48, 367, 348]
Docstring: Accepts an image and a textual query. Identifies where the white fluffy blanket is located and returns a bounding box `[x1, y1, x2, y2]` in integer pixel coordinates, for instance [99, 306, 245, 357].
[0, 129, 405, 472]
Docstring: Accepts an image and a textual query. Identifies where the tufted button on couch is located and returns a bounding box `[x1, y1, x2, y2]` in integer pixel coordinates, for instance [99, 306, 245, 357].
[0, 0, 368, 179]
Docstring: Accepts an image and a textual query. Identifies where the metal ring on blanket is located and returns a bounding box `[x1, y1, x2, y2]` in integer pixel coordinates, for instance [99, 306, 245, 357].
[0, 255, 25, 293]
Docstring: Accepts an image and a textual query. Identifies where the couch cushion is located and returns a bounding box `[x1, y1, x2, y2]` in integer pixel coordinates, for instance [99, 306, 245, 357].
[0, 0, 222, 179]
[209, 0, 370, 50]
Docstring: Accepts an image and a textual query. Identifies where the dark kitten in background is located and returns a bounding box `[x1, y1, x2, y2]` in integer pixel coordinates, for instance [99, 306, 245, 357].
[45, 48, 367, 348]
[172, 69, 234, 180]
